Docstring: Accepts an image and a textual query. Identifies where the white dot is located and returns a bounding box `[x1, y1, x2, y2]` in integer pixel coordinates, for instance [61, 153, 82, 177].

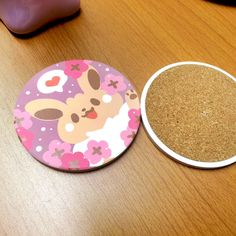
[26, 91, 31, 95]
[41, 127, 46, 132]
[105, 68, 110, 71]
[102, 94, 112, 103]
[57, 142, 60, 145]
[36, 146, 42, 152]
[98, 64, 102, 67]
[36, 93, 39, 96]
[16, 104, 20, 108]
[68, 90, 72, 94]
[65, 123, 74, 132]
[71, 84, 74, 87]
[38, 138, 42, 141]
[50, 128, 53, 131]
[56, 64, 59, 67]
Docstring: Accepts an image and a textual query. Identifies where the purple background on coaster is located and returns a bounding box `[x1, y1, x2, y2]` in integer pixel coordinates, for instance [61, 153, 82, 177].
[15, 60, 135, 165]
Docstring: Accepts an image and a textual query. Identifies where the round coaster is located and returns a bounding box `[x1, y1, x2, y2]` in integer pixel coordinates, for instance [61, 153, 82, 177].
[14, 60, 140, 172]
[141, 62, 236, 169]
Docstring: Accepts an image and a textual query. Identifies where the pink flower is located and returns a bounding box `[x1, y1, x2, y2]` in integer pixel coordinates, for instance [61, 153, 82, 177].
[61, 152, 90, 170]
[101, 74, 127, 95]
[83, 60, 92, 64]
[14, 109, 32, 129]
[121, 128, 137, 147]
[16, 127, 34, 150]
[64, 60, 88, 79]
[84, 140, 111, 164]
[128, 109, 141, 130]
[43, 140, 71, 168]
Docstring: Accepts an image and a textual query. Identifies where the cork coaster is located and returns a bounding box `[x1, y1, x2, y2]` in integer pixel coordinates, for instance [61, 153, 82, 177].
[141, 62, 236, 169]
[14, 60, 141, 172]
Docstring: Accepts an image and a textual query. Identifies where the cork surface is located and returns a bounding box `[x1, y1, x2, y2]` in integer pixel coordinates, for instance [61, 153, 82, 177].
[146, 64, 236, 162]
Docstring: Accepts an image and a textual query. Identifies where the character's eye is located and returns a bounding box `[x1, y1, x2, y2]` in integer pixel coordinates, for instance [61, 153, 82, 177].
[82, 108, 86, 112]
[90, 98, 100, 106]
[71, 113, 80, 123]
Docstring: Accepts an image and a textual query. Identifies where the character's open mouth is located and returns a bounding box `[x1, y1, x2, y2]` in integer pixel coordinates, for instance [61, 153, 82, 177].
[82, 107, 97, 119]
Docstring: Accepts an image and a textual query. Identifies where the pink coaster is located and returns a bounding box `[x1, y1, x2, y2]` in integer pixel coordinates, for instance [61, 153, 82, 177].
[14, 60, 140, 172]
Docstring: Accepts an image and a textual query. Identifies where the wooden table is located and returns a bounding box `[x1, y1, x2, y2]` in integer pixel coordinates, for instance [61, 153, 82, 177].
[0, 0, 235, 235]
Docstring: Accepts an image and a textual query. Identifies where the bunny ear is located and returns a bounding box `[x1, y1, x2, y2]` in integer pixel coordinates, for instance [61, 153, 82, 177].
[78, 68, 101, 92]
[87, 69, 100, 90]
[25, 99, 65, 121]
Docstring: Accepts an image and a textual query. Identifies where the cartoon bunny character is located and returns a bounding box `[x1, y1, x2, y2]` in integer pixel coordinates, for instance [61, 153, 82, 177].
[25, 65, 139, 161]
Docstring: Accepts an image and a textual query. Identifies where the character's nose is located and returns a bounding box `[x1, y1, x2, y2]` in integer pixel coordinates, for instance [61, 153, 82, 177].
[71, 113, 79, 123]
[130, 94, 137, 100]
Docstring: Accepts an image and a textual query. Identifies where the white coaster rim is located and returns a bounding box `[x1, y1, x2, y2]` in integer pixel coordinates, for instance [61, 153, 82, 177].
[141, 61, 236, 169]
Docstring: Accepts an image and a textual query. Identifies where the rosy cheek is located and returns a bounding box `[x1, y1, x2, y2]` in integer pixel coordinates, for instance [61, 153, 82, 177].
[102, 94, 112, 103]
[65, 123, 75, 132]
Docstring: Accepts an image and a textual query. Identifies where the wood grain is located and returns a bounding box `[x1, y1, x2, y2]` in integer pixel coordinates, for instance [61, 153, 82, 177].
[0, 0, 235, 235]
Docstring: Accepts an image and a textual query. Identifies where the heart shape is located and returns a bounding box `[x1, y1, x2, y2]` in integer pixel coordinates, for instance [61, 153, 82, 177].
[45, 76, 60, 87]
